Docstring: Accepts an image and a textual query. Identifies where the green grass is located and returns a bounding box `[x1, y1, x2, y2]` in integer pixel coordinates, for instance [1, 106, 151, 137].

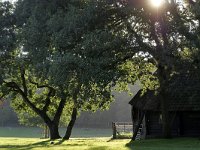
[116, 132, 132, 139]
[0, 127, 112, 138]
[0, 128, 199, 149]
[0, 138, 129, 150]
[126, 138, 200, 150]
[0, 137, 199, 150]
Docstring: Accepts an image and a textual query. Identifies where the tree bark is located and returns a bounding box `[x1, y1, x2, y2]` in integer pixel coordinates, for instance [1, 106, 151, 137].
[38, 111, 61, 140]
[53, 97, 67, 125]
[160, 90, 171, 138]
[63, 108, 77, 140]
[158, 65, 171, 138]
[132, 111, 145, 141]
[47, 124, 61, 140]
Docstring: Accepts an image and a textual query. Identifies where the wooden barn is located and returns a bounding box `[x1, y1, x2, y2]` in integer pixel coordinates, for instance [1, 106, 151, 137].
[129, 74, 200, 138]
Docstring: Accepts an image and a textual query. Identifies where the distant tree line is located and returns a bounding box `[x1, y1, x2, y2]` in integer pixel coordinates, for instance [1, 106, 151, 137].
[0, 100, 18, 127]
[0, 91, 133, 128]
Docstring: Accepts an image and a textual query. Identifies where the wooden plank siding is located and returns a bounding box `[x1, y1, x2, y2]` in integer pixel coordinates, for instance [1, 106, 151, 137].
[145, 111, 200, 138]
[146, 112, 162, 136]
[180, 112, 200, 137]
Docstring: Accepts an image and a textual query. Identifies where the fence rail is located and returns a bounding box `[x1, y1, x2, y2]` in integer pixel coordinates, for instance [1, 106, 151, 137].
[112, 122, 142, 140]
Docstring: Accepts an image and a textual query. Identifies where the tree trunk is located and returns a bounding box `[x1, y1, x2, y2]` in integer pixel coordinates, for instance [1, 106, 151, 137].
[158, 65, 171, 138]
[37, 111, 61, 140]
[132, 111, 145, 141]
[63, 108, 77, 140]
[48, 124, 61, 140]
[160, 91, 171, 138]
[22, 92, 61, 140]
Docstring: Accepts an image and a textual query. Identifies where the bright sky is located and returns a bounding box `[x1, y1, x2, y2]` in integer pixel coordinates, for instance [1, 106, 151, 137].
[150, 0, 164, 7]
[1, 0, 16, 2]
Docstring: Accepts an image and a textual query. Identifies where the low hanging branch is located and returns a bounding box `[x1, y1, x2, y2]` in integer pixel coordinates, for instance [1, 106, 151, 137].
[42, 90, 54, 113]
[29, 79, 55, 89]
[5, 81, 39, 113]
[5, 80, 52, 124]
[28, 78, 56, 113]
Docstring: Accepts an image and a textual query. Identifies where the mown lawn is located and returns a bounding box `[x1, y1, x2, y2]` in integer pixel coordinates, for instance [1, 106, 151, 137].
[0, 137, 199, 150]
[0, 127, 112, 138]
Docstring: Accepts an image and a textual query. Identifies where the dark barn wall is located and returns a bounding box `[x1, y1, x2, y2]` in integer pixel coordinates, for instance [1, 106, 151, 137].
[170, 113, 180, 136]
[146, 112, 162, 137]
[180, 112, 200, 137]
[145, 111, 200, 137]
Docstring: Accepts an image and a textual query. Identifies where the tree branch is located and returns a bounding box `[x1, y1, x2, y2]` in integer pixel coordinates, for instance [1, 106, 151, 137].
[53, 90, 67, 125]
[42, 88, 55, 113]
[20, 67, 28, 96]
[5, 81, 52, 124]
[29, 79, 54, 89]
[28, 79, 56, 113]
[169, 3, 200, 49]
[126, 23, 156, 58]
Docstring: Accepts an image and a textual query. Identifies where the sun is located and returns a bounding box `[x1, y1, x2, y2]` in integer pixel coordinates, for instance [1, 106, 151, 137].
[150, 0, 164, 7]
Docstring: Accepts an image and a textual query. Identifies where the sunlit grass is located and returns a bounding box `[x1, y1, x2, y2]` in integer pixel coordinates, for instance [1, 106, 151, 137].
[0, 138, 130, 150]
[0, 137, 199, 150]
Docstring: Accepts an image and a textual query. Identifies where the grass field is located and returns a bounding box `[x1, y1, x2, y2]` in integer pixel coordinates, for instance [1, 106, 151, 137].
[0, 127, 199, 150]
[0, 127, 112, 138]
[0, 137, 199, 150]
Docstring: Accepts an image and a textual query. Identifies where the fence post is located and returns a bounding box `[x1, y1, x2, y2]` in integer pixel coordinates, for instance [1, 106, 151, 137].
[43, 124, 49, 138]
[112, 122, 116, 139]
[44, 124, 47, 138]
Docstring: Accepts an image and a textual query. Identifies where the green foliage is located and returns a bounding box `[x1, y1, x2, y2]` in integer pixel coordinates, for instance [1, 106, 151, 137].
[116, 58, 159, 94]
[11, 99, 74, 127]
[0, 1, 16, 98]
[12, 0, 131, 116]
[0, 1, 16, 57]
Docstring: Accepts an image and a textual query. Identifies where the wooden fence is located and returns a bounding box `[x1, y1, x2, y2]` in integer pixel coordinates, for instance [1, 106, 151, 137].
[41, 125, 49, 139]
[112, 122, 142, 140]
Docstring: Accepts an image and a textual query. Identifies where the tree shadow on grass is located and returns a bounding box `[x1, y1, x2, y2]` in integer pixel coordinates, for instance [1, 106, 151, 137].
[125, 140, 134, 150]
[0, 139, 89, 150]
[0, 140, 51, 150]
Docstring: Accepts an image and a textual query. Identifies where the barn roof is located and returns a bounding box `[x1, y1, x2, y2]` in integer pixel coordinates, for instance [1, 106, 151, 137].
[129, 73, 200, 111]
